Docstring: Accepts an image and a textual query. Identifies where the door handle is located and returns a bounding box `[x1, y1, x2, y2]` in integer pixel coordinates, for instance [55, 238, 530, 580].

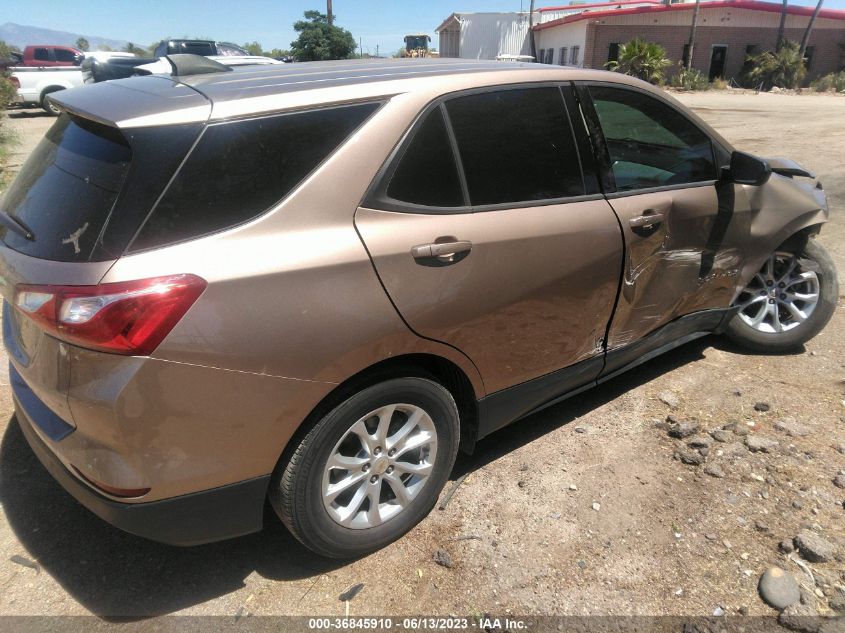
[411, 240, 472, 260]
[629, 212, 665, 229]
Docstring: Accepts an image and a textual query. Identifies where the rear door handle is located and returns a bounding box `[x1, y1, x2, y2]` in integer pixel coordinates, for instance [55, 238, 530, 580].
[411, 240, 472, 260]
[629, 212, 665, 228]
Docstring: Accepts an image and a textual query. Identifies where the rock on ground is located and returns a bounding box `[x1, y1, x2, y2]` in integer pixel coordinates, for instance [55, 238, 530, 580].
[758, 566, 801, 611]
[774, 417, 811, 437]
[794, 530, 838, 563]
[745, 435, 779, 453]
[668, 420, 699, 439]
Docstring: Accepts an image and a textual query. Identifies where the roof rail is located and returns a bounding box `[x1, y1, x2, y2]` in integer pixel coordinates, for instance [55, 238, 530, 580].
[165, 54, 233, 77]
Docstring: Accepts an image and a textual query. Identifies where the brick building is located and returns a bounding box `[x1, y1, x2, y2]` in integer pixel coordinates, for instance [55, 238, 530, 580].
[533, 0, 845, 81]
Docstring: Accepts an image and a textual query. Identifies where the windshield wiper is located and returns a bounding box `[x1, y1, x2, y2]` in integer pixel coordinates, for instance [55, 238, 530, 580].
[0, 211, 35, 241]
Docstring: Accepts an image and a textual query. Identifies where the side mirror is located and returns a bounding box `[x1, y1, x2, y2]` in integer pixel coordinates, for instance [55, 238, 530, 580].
[73, 53, 84, 66]
[728, 151, 771, 186]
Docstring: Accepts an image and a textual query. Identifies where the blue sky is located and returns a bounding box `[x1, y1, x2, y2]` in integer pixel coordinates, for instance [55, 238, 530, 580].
[6, 0, 844, 55]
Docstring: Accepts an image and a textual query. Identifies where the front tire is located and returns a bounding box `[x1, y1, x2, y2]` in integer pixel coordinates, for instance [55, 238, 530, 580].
[270, 377, 460, 558]
[725, 239, 838, 353]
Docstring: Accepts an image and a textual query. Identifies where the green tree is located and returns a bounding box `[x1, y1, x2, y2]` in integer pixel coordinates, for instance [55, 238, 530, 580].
[242, 41, 264, 56]
[290, 10, 356, 61]
[97, 44, 113, 52]
[76, 37, 90, 52]
[268, 48, 292, 59]
[745, 40, 806, 89]
[605, 38, 671, 84]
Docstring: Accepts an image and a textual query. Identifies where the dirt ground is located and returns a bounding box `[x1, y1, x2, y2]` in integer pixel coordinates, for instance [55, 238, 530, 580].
[0, 91, 843, 623]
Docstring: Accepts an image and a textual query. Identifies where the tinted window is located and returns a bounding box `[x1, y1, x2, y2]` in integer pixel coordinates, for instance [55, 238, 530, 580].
[445, 88, 584, 206]
[54, 49, 77, 62]
[180, 42, 215, 56]
[131, 103, 380, 251]
[0, 115, 131, 262]
[34, 48, 49, 61]
[216, 43, 250, 56]
[385, 107, 464, 208]
[589, 85, 716, 191]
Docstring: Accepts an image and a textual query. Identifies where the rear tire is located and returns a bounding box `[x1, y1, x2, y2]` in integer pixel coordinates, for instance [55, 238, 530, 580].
[725, 239, 838, 353]
[270, 377, 460, 558]
[41, 88, 64, 116]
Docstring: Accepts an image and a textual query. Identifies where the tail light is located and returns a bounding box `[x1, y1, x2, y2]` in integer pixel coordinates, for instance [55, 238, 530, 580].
[14, 274, 207, 355]
[10, 76, 20, 89]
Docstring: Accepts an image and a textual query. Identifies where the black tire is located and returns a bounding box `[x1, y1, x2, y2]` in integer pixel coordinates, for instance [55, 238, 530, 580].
[725, 239, 838, 353]
[41, 88, 63, 116]
[270, 377, 460, 558]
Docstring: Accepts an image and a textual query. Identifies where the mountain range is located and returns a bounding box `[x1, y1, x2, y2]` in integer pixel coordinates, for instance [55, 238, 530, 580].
[0, 22, 128, 51]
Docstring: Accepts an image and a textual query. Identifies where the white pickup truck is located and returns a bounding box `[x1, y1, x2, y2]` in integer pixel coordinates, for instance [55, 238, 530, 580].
[11, 66, 84, 115]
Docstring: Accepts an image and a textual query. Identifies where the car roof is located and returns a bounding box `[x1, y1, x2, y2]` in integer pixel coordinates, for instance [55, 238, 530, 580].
[50, 58, 688, 130]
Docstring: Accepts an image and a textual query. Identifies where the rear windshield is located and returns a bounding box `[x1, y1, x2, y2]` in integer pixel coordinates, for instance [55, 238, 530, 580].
[0, 115, 131, 262]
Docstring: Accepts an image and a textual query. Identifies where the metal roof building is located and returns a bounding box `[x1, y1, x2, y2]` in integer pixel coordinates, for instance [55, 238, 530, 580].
[436, 12, 537, 59]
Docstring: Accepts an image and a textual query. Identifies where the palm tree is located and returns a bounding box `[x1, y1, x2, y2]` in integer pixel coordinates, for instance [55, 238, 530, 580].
[776, 0, 788, 51]
[799, 0, 824, 60]
[606, 38, 672, 84]
[327, 0, 333, 25]
[686, 0, 701, 70]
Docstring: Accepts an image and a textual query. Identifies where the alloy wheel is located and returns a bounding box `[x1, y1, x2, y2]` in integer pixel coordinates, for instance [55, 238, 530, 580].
[322, 403, 438, 529]
[734, 251, 820, 333]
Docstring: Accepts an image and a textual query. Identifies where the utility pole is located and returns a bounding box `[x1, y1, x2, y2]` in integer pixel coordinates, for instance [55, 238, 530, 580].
[360, 37, 363, 59]
[327, 0, 333, 25]
[686, 0, 701, 70]
[528, 0, 536, 61]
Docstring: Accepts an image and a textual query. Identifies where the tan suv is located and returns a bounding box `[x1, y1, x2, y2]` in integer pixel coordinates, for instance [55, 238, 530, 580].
[0, 58, 836, 558]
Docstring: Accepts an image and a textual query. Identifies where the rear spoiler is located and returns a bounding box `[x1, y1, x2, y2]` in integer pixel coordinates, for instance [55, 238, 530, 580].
[83, 54, 231, 85]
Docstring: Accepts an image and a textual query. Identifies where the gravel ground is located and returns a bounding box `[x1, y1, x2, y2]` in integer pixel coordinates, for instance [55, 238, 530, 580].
[0, 92, 843, 623]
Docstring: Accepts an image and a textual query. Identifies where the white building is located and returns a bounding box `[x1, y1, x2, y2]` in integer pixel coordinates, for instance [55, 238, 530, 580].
[436, 12, 538, 59]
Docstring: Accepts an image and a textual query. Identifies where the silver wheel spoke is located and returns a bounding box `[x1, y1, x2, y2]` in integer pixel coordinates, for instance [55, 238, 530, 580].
[375, 404, 396, 445]
[335, 481, 368, 525]
[322, 402, 438, 530]
[325, 471, 368, 503]
[737, 294, 766, 310]
[366, 487, 382, 526]
[384, 473, 411, 505]
[326, 453, 368, 471]
[777, 257, 797, 283]
[749, 300, 769, 326]
[393, 460, 434, 477]
[782, 301, 807, 323]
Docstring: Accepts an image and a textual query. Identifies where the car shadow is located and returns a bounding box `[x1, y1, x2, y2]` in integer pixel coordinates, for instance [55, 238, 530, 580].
[453, 335, 715, 477]
[6, 109, 52, 119]
[0, 335, 715, 619]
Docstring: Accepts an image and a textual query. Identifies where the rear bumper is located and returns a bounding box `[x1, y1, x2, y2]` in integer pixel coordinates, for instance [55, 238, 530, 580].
[15, 399, 269, 546]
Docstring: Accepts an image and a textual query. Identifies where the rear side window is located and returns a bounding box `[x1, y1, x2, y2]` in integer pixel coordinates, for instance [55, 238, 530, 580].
[34, 48, 49, 61]
[0, 115, 131, 262]
[588, 85, 716, 191]
[131, 102, 380, 252]
[445, 87, 584, 206]
[54, 49, 77, 62]
[385, 107, 465, 208]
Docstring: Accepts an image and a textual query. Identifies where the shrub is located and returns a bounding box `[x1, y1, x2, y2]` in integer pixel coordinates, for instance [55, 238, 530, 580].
[811, 71, 845, 92]
[744, 41, 806, 90]
[710, 77, 728, 90]
[671, 66, 710, 90]
[0, 75, 16, 106]
[605, 37, 671, 84]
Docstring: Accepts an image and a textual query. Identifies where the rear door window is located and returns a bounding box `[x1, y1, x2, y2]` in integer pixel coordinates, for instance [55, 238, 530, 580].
[180, 42, 216, 56]
[384, 106, 465, 208]
[0, 115, 131, 261]
[34, 48, 50, 61]
[54, 48, 77, 63]
[587, 85, 716, 191]
[444, 87, 584, 206]
[130, 102, 381, 252]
